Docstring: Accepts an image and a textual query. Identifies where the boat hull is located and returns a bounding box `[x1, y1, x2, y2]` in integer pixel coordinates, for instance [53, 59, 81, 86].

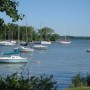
[60, 41, 71, 44]
[14, 46, 34, 53]
[0, 59, 28, 63]
[40, 41, 51, 45]
[32, 45, 47, 50]
[0, 56, 29, 63]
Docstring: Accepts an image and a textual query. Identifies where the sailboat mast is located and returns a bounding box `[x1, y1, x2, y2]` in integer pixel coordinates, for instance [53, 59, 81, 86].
[65, 35, 66, 41]
[26, 16, 28, 43]
[18, 24, 20, 45]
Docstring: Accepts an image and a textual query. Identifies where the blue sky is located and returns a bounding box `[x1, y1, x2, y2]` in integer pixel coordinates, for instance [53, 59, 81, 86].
[1, 0, 90, 36]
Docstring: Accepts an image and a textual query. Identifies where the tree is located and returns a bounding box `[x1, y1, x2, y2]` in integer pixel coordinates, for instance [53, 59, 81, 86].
[38, 27, 54, 41]
[50, 34, 60, 41]
[0, 0, 24, 25]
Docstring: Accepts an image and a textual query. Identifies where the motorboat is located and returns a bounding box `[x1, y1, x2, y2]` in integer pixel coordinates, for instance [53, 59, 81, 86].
[0, 55, 29, 63]
[32, 44, 48, 50]
[14, 46, 34, 53]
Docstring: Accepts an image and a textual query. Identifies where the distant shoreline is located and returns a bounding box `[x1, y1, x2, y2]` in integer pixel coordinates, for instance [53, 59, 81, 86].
[60, 36, 90, 40]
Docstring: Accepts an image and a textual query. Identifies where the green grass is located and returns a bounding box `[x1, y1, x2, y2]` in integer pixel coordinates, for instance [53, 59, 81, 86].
[64, 87, 90, 90]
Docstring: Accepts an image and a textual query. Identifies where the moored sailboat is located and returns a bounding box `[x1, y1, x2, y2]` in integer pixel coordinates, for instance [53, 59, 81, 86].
[60, 31, 71, 44]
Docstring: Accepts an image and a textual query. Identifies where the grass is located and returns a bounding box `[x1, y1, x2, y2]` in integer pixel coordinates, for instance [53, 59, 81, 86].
[64, 87, 90, 90]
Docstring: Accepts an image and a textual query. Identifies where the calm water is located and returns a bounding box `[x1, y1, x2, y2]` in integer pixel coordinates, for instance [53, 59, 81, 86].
[0, 40, 90, 90]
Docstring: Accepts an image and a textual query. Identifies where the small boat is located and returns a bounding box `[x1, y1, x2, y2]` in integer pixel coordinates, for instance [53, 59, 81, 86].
[0, 40, 16, 46]
[86, 49, 90, 52]
[60, 40, 71, 44]
[20, 41, 28, 46]
[0, 55, 29, 63]
[60, 30, 71, 44]
[14, 46, 34, 53]
[32, 44, 48, 50]
[60, 35, 71, 44]
[40, 41, 51, 45]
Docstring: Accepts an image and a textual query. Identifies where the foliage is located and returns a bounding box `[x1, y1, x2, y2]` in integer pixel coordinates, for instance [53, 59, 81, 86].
[0, 23, 59, 41]
[0, 0, 24, 22]
[50, 34, 60, 41]
[65, 73, 90, 90]
[0, 73, 57, 90]
[86, 74, 90, 86]
[38, 27, 54, 41]
[64, 87, 90, 90]
[72, 73, 86, 87]
[0, 19, 4, 30]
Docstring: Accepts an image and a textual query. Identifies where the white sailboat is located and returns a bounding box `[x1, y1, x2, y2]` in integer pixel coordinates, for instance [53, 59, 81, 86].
[0, 40, 16, 46]
[0, 30, 16, 46]
[60, 36, 71, 44]
[40, 41, 51, 45]
[32, 44, 48, 50]
[14, 46, 34, 53]
[14, 23, 34, 53]
[60, 30, 71, 44]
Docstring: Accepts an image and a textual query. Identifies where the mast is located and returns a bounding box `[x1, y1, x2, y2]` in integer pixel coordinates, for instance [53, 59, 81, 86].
[26, 15, 28, 43]
[18, 24, 20, 45]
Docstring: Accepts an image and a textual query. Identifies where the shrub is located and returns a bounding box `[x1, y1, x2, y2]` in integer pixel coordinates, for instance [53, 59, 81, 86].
[0, 72, 57, 90]
[71, 73, 86, 87]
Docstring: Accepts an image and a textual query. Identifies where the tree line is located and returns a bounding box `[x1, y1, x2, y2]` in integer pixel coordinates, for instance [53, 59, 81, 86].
[0, 23, 60, 42]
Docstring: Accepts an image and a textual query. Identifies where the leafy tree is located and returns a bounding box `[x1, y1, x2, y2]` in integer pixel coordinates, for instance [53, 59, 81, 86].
[0, 0, 24, 22]
[0, 0, 24, 33]
[0, 19, 4, 30]
[50, 34, 60, 41]
[38, 27, 54, 41]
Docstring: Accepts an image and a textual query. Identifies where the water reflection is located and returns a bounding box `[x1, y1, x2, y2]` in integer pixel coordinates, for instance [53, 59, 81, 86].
[0, 63, 26, 75]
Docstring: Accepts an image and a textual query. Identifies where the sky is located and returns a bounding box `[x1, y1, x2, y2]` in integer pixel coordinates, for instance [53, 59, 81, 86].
[1, 0, 90, 36]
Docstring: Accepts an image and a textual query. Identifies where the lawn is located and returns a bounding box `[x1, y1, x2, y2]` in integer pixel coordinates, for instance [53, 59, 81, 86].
[64, 87, 90, 90]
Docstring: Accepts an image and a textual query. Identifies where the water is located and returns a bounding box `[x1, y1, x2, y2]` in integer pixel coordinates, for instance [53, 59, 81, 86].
[0, 40, 90, 90]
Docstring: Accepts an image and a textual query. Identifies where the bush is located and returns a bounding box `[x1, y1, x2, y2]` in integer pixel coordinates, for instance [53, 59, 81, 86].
[0, 72, 57, 90]
[71, 73, 86, 87]
[86, 74, 90, 86]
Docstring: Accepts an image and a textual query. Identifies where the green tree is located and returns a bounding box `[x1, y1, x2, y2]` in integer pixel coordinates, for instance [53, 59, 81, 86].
[0, 0, 24, 22]
[38, 27, 54, 41]
[50, 34, 60, 41]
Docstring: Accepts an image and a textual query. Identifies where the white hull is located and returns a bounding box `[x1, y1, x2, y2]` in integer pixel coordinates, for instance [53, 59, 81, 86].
[40, 41, 51, 45]
[60, 41, 71, 44]
[0, 55, 29, 63]
[0, 41, 16, 46]
[32, 44, 47, 50]
[14, 46, 34, 52]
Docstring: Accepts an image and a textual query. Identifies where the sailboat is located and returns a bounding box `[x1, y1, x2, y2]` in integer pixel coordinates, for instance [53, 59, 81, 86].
[32, 44, 48, 50]
[14, 22, 34, 53]
[60, 30, 71, 44]
[0, 30, 16, 46]
[60, 35, 71, 44]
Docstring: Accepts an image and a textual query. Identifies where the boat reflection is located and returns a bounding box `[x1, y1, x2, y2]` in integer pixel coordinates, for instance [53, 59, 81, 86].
[0, 63, 27, 75]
